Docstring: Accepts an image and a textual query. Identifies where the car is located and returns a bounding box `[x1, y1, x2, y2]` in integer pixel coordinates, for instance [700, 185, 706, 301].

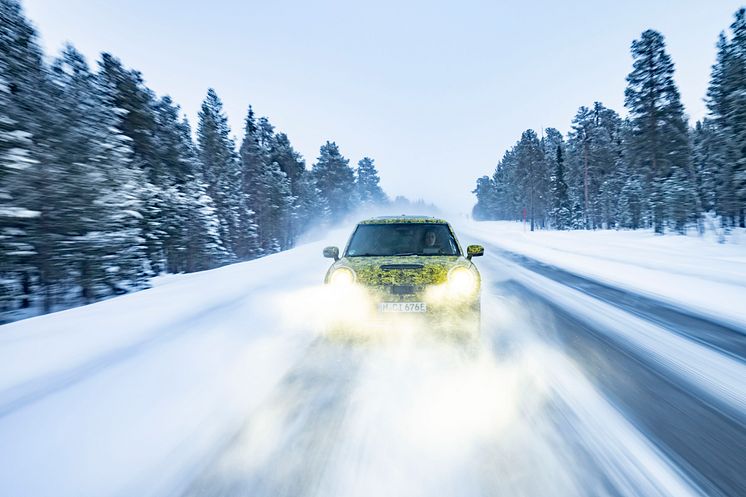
[323, 215, 484, 339]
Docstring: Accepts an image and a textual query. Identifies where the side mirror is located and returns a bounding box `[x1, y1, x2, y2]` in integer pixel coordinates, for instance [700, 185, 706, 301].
[466, 245, 484, 260]
[323, 246, 340, 261]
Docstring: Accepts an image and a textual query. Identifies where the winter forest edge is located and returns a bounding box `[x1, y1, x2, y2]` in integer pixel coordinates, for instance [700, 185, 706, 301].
[0, 0, 414, 322]
[472, 8, 746, 239]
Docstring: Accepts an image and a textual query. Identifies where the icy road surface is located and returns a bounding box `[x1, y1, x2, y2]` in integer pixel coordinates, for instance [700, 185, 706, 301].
[1, 223, 745, 497]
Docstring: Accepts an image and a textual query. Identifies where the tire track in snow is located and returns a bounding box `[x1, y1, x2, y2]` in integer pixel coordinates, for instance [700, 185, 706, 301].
[180, 340, 364, 497]
[486, 274, 746, 497]
[482, 242, 746, 360]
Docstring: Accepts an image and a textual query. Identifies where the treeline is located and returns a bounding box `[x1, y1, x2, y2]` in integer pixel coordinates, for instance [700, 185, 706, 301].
[0, 0, 387, 317]
[473, 8, 746, 235]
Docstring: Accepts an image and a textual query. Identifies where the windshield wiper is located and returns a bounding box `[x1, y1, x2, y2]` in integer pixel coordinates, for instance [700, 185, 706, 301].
[392, 252, 418, 256]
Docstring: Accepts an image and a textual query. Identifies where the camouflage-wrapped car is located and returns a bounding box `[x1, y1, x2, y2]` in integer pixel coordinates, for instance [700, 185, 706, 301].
[323, 216, 484, 338]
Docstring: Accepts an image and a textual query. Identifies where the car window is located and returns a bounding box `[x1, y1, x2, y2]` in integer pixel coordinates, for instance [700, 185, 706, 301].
[346, 223, 460, 256]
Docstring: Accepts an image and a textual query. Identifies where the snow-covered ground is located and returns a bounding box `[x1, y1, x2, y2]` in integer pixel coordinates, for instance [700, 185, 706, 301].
[1, 220, 744, 497]
[0, 227, 353, 497]
[462, 220, 746, 328]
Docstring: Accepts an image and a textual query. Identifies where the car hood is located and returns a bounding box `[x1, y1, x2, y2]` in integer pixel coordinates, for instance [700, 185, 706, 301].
[337, 256, 466, 286]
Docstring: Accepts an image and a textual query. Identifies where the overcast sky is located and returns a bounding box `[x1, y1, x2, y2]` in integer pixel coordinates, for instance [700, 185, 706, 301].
[22, 0, 744, 213]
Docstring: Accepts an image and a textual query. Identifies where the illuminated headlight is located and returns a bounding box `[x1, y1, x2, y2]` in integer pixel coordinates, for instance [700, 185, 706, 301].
[329, 267, 356, 286]
[448, 267, 476, 295]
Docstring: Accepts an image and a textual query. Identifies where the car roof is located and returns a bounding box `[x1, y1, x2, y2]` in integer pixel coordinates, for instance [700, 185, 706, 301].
[358, 215, 450, 225]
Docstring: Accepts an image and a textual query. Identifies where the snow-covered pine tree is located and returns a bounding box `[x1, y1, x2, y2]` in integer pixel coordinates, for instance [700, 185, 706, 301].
[237, 106, 264, 252]
[178, 117, 230, 269]
[491, 149, 517, 220]
[664, 165, 696, 233]
[151, 96, 188, 272]
[549, 143, 572, 230]
[567, 107, 592, 228]
[0, 0, 65, 312]
[47, 46, 99, 301]
[514, 130, 546, 231]
[355, 157, 387, 207]
[294, 169, 328, 232]
[238, 108, 283, 254]
[269, 132, 305, 185]
[46, 45, 144, 302]
[542, 128, 567, 229]
[613, 119, 642, 230]
[96, 53, 169, 271]
[151, 96, 229, 271]
[706, 9, 746, 228]
[691, 120, 720, 215]
[264, 161, 293, 252]
[187, 181, 230, 270]
[267, 132, 305, 246]
[0, 70, 35, 311]
[312, 141, 356, 223]
[625, 30, 693, 234]
[255, 115, 294, 251]
[471, 176, 497, 221]
[198, 89, 251, 260]
[566, 103, 623, 229]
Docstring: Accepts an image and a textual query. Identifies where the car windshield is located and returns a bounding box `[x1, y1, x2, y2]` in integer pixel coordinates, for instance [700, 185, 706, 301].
[346, 223, 460, 257]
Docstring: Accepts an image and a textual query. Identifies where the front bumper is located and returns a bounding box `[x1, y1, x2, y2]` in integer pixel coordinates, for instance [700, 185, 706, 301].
[324, 284, 480, 338]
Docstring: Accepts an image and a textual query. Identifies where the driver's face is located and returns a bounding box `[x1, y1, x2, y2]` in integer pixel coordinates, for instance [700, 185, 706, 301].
[425, 232, 436, 246]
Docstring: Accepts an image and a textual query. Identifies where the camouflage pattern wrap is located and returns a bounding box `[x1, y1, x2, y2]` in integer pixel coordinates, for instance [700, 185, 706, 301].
[324, 217, 483, 329]
[336, 256, 454, 285]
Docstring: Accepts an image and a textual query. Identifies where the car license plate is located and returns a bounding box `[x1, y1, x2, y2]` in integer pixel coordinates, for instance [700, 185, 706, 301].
[379, 302, 427, 313]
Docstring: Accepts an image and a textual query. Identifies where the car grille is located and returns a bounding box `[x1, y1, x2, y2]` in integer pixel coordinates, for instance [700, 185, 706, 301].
[390, 285, 422, 295]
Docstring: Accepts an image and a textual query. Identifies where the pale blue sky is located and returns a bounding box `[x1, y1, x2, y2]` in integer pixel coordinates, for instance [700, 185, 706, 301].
[22, 0, 744, 213]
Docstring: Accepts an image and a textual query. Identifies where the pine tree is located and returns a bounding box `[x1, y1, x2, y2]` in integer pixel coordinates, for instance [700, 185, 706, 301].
[237, 106, 266, 252]
[0, 74, 35, 219]
[355, 157, 387, 206]
[312, 141, 356, 223]
[97, 53, 169, 270]
[264, 161, 294, 251]
[566, 103, 623, 229]
[270, 132, 305, 185]
[491, 149, 517, 220]
[238, 108, 293, 253]
[615, 164, 643, 230]
[691, 120, 720, 214]
[664, 166, 695, 233]
[198, 89, 255, 260]
[0, 71, 35, 310]
[706, 9, 746, 228]
[257, 117, 295, 251]
[625, 30, 693, 233]
[472, 176, 497, 220]
[267, 132, 306, 245]
[294, 170, 328, 232]
[549, 145, 572, 229]
[0, 0, 68, 312]
[62, 46, 151, 297]
[152, 97, 230, 271]
[515, 130, 546, 231]
[707, 33, 731, 131]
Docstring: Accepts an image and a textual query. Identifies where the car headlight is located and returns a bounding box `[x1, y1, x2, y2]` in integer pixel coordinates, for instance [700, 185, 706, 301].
[448, 267, 476, 295]
[329, 267, 356, 286]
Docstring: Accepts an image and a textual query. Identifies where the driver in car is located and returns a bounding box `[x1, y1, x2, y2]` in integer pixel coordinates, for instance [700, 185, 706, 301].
[422, 230, 440, 254]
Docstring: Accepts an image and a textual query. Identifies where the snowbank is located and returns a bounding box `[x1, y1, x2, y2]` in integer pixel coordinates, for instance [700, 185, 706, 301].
[461, 221, 746, 328]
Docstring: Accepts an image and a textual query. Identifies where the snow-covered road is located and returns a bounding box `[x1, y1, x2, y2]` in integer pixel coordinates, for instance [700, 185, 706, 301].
[1, 223, 745, 497]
